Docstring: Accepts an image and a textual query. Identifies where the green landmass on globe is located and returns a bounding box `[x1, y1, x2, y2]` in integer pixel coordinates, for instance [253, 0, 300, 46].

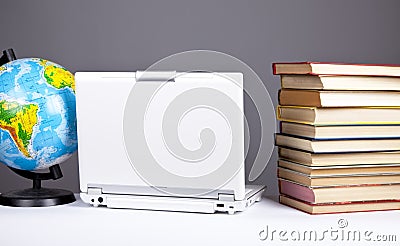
[0, 100, 38, 158]
[0, 58, 78, 171]
[41, 59, 75, 92]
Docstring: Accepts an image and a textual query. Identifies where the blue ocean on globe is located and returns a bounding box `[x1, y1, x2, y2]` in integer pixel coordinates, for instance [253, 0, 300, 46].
[0, 58, 77, 171]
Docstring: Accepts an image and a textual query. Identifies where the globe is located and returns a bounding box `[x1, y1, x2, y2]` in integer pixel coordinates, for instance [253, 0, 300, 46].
[0, 58, 77, 171]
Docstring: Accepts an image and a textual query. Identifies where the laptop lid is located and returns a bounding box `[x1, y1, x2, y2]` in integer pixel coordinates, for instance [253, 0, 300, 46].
[76, 71, 246, 200]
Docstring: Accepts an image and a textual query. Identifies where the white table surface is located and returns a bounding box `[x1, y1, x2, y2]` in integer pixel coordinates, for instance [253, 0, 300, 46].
[0, 195, 399, 246]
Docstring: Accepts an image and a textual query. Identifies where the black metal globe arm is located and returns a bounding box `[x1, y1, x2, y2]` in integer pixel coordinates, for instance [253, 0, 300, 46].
[0, 48, 76, 207]
[0, 48, 16, 65]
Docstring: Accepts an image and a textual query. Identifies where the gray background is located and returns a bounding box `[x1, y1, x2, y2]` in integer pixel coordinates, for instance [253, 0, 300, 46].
[0, 0, 399, 195]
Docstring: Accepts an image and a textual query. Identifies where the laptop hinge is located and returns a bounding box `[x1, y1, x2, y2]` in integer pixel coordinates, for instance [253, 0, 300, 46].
[136, 70, 176, 82]
[218, 193, 235, 202]
[87, 187, 103, 195]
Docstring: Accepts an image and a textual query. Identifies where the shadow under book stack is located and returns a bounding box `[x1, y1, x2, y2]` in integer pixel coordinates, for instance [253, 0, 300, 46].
[273, 62, 400, 214]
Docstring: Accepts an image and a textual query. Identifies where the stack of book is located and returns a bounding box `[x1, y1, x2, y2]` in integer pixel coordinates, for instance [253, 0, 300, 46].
[273, 62, 400, 214]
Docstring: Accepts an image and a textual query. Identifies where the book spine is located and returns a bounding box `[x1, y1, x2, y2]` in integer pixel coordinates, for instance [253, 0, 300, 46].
[272, 63, 277, 75]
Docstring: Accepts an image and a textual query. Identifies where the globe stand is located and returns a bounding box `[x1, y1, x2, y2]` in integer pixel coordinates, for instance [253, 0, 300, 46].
[0, 164, 76, 207]
[0, 48, 76, 207]
[0, 48, 16, 65]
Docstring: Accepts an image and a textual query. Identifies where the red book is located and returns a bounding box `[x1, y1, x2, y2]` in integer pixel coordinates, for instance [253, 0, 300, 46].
[272, 61, 400, 77]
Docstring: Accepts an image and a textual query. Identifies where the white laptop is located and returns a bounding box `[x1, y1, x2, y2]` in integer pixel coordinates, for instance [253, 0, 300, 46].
[75, 71, 265, 214]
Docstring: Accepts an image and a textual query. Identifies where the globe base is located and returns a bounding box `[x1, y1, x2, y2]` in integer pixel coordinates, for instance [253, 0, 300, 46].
[0, 188, 76, 207]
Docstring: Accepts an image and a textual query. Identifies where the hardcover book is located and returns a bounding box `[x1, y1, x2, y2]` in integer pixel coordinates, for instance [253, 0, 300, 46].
[273, 62, 400, 77]
[278, 166, 400, 186]
[280, 122, 400, 139]
[279, 89, 400, 107]
[275, 134, 400, 153]
[280, 75, 400, 91]
[277, 106, 400, 125]
[279, 178, 400, 203]
[279, 147, 400, 166]
[278, 159, 400, 175]
[280, 195, 400, 214]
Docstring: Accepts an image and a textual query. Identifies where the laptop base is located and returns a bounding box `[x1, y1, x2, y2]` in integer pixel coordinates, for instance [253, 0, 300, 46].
[81, 185, 265, 214]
